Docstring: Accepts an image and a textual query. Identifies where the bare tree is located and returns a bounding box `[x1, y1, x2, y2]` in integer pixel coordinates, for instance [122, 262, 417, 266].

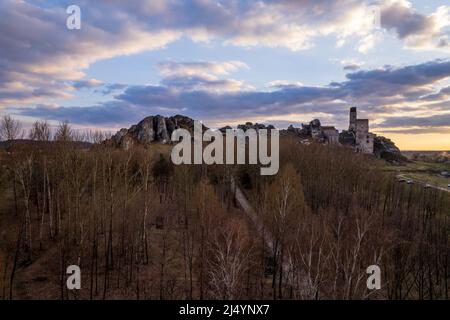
[0, 115, 23, 141]
[29, 120, 52, 141]
[15, 156, 34, 257]
[265, 163, 306, 299]
[84, 130, 110, 144]
[207, 223, 252, 299]
[54, 120, 73, 142]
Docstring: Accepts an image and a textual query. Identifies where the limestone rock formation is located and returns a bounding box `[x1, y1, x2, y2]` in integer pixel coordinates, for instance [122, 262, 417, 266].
[373, 136, 408, 163]
[218, 125, 232, 133]
[109, 110, 406, 164]
[237, 122, 275, 131]
[282, 120, 340, 145]
[109, 115, 202, 149]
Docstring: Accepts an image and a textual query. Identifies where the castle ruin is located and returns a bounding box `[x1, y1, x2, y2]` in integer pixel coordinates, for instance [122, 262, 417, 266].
[348, 107, 375, 154]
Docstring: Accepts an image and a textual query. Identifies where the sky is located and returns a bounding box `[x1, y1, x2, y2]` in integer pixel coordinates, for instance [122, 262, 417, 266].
[1, 0, 450, 150]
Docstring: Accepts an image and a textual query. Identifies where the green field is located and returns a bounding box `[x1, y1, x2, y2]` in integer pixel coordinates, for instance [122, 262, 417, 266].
[384, 161, 450, 188]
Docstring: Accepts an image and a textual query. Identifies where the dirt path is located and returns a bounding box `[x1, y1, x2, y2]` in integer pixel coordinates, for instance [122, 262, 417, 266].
[231, 178, 312, 296]
[231, 178, 274, 252]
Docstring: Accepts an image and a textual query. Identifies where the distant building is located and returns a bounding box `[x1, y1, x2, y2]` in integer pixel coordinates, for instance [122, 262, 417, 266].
[349, 107, 375, 154]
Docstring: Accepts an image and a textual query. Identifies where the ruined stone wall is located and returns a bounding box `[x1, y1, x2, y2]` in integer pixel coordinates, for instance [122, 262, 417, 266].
[349, 107, 357, 131]
[355, 119, 374, 154]
[322, 128, 339, 144]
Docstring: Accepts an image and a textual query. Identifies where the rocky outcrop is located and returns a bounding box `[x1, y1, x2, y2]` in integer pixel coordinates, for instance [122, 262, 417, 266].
[282, 120, 339, 144]
[110, 116, 281, 149]
[285, 119, 327, 143]
[110, 115, 202, 149]
[307, 119, 323, 140]
[218, 125, 232, 134]
[373, 136, 408, 163]
[109, 114, 406, 163]
[237, 122, 275, 131]
[129, 117, 156, 143]
[339, 132, 406, 163]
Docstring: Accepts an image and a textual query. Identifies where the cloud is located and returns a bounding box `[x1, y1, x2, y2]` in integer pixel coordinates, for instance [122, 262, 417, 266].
[157, 61, 249, 77]
[336, 59, 450, 103]
[16, 101, 149, 126]
[3, 0, 446, 107]
[419, 85, 450, 101]
[380, 0, 450, 50]
[376, 127, 450, 134]
[0, 0, 180, 106]
[331, 59, 366, 71]
[118, 58, 450, 119]
[15, 59, 450, 132]
[157, 61, 251, 92]
[344, 65, 362, 71]
[97, 83, 129, 95]
[358, 33, 383, 54]
[266, 80, 304, 89]
[2, 0, 450, 124]
[378, 113, 450, 128]
[71, 79, 104, 90]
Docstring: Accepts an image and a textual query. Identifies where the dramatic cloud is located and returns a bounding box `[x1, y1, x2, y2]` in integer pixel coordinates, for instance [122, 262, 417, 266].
[380, 0, 450, 49]
[0, 0, 180, 105]
[16, 59, 450, 131]
[2, 0, 447, 107]
[334, 59, 450, 101]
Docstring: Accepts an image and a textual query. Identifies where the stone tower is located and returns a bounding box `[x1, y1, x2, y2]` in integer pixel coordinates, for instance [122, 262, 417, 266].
[349, 107, 357, 131]
[348, 107, 374, 154]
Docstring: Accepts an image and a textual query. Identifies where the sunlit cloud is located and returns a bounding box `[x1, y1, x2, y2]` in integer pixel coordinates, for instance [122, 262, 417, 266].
[2, 0, 448, 108]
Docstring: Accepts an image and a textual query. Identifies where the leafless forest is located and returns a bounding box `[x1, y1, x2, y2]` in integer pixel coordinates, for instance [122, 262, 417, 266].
[0, 117, 449, 300]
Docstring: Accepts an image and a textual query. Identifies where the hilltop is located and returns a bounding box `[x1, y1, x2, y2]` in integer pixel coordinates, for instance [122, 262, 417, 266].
[107, 109, 406, 163]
